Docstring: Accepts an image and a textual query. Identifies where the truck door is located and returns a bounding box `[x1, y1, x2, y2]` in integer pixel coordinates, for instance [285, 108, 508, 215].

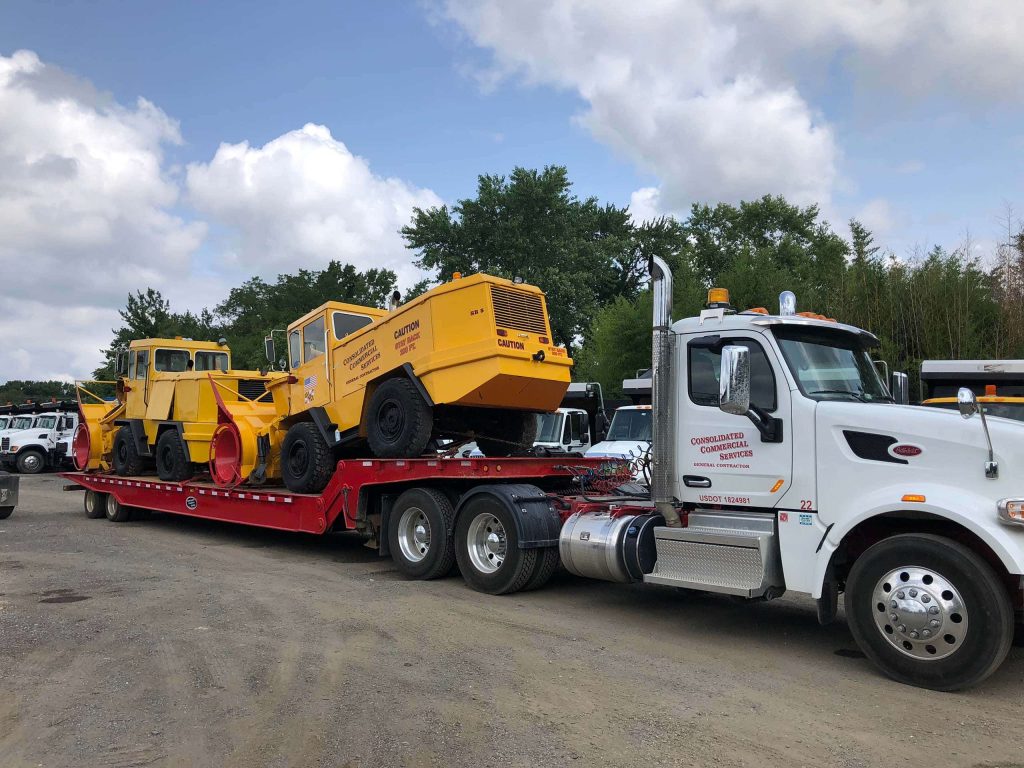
[125, 349, 149, 416]
[678, 332, 793, 507]
[289, 314, 331, 414]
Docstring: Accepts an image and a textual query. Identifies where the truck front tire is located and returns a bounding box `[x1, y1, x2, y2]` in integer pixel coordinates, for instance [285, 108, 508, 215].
[388, 487, 457, 580]
[845, 533, 1013, 691]
[455, 494, 538, 595]
[155, 430, 191, 482]
[366, 378, 433, 459]
[281, 422, 333, 494]
[84, 490, 107, 519]
[112, 427, 145, 477]
[15, 449, 45, 474]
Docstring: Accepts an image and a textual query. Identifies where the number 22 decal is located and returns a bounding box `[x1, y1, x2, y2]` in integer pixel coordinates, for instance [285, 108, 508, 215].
[800, 500, 814, 510]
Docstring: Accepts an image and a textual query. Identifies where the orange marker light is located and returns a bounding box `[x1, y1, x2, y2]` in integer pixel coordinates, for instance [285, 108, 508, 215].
[902, 494, 926, 503]
[770, 479, 784, 493]
[452, 271, 462, 280]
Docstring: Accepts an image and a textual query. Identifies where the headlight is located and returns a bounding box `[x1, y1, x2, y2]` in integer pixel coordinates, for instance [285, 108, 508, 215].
[997, 498, 1024, 526]
[7, 445, 19, 452]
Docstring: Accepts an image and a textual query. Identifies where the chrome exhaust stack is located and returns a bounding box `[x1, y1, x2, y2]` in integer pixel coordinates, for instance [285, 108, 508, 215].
[650, 256, 681, 527]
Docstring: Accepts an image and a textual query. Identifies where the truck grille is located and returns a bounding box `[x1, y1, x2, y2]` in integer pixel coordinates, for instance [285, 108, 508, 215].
[0, 438, 8, 451]
[490, 286, 548, 335]
[237, 379, 268, 401]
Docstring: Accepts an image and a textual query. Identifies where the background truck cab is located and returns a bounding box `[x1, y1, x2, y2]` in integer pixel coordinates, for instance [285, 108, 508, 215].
[1, 410, 78, 473]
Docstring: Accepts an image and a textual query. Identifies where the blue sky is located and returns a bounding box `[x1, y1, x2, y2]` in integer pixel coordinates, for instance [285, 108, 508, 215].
[1, 1, 1023, 380]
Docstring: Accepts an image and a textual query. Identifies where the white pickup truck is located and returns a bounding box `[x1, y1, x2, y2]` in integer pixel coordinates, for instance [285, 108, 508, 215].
[0, 411, 78, 474]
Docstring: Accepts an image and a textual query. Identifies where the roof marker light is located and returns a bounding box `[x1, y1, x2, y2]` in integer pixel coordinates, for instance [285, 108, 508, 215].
[779, 291, 796, 316]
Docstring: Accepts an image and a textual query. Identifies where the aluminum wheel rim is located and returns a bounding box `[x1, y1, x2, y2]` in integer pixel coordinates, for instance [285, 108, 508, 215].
[397, 506, 430, 563]
[871, 565, 968, 661]
[85, 492, 97, 514]
[21, 454, 41, 472]
[466, 513, 506, 574]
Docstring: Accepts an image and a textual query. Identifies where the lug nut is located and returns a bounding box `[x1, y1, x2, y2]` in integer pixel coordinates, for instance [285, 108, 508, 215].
[930, 619, 940, 628]
[890, 613, 899, 622]
[928, 606, 939, 615]
[922, 630, 931, 638]
[891, 600, 898, 609]
[909, 589, 918, 598]
[897, 591, 906, 599]
[909, 630, 919, 639]
[921, 595, 930, 603]
[897, 625, 906, 633]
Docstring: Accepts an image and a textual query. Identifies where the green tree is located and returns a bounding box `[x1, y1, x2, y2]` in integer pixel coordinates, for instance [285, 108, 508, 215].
[0, 380, 75, 405]
[402, 166, 646, 355]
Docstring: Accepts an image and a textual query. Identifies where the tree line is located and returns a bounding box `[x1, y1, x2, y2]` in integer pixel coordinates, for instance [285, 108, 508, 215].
[39, 165, 1022, 403]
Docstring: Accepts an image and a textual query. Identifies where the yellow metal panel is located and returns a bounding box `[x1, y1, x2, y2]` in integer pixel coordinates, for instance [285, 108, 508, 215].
[145, 379, 175, 421]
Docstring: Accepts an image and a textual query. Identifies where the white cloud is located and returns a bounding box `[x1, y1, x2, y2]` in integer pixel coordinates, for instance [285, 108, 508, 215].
[439, 0, 1024, 219]
[186, 125, 442, 288]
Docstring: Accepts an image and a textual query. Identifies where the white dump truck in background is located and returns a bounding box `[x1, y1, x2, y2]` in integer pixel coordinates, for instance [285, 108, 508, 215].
[1, 410, 78, 474]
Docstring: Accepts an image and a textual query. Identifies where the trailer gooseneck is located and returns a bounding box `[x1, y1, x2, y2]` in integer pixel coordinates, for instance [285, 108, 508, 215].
[65, 260, 1024, 691]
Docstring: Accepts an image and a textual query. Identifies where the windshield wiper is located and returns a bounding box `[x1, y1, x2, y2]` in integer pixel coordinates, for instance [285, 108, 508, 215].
[809, 389, 869, 402]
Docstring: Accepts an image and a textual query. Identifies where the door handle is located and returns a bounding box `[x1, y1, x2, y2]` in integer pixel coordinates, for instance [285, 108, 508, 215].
[683, 475, 712, 488]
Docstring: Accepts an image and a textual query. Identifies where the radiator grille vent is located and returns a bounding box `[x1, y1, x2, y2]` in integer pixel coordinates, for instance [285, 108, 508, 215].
[237, 380, 268, 401]
[490, 286, 548, 335]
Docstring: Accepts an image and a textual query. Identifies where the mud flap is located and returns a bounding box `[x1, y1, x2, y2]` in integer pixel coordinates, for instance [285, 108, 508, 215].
[455, 483, 560, 548]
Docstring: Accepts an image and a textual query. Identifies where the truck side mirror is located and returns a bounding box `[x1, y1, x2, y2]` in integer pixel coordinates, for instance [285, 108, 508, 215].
[264, 336, 276, 363]
[891, 372, 909, 405]
[719, 346, 750, 415]
[115, 350, 128, 376]
[957, 387, 978, 419]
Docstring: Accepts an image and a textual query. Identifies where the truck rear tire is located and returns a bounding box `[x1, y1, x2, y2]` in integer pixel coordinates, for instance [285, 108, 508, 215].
[15, 449, 45, 474]
[366, 378, 433, 458]
[83, 490, 107, 519]
[474, 411, 538, 457]
[388, 487, 457, 580]
[455, 494, 538, 595]
[155, 430, 191, 482]
[281, 422, 333, 494]
[0, 507, 12, 520]
[521, 546, 560, 592]
[112, 427, 145, 477]
[105, 494, 133, 523]
[845, 533, 1013, 691]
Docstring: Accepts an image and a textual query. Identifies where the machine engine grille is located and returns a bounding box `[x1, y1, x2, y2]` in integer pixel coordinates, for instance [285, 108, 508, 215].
[490, 286, 548, 335]
[237, 380, 268, 401]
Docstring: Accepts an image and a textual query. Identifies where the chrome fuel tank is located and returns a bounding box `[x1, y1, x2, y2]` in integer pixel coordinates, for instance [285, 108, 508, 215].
[559, 510, 662, 583]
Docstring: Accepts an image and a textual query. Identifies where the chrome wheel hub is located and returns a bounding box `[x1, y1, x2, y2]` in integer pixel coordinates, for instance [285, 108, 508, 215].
[467, 513, 506, 574]
[871, 566, 968, 660]
[397, 506, 430, 563]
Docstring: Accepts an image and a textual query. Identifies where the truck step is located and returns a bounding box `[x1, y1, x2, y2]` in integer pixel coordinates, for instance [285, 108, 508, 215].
[643, 510, 784, 598]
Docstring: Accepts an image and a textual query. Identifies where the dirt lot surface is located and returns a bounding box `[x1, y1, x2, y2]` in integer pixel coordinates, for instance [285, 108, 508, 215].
[1, 474, 1021, 768]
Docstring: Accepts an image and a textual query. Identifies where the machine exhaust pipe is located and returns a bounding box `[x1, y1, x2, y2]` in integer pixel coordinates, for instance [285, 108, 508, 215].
[650, 256, 681, 527]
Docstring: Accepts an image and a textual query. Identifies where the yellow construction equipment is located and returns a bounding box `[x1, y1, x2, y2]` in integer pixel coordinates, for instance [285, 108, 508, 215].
[73, 338, 279, 482]
[209, 273, 572, 493]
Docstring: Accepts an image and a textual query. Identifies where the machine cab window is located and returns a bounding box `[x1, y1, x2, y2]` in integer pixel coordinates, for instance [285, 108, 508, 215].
[155, 349, 191, 372]
[332, 311, 374, 341]
[134, 350, 149, 380]
[288, 330, 301, 369]
[302, 316, 326, 364]
[688, 339, 777, 411]
[195, 351, 229, 372]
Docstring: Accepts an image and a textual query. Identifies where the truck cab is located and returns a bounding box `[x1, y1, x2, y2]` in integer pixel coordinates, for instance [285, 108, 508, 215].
[919, 359, 1024, 422]
[585, 405, 651, 481]
[1, 411, 78, 473]
[534, 407, 592, 454]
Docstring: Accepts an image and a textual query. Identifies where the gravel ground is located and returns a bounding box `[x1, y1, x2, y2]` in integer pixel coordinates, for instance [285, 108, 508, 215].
[1, 474, 1022, 768]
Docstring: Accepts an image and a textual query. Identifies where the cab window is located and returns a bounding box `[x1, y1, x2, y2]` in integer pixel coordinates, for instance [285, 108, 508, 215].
[134, 350, 149, 380]
[688, 339, 776, 411]
[155, 349, 191, 372]
[288, 330, 301, 369]
[302, 316, 326, 364]
[332, 311, 374, 341]
[195, 351, 229, 372]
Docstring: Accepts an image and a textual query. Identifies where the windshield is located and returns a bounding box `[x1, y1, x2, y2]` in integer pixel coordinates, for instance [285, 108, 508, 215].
[925, 401, 1024, 423]
[195, 351, 229, 372]
[35, 415, 57, 429]
[0, 418, 7, 430]
[535, 413, 563, 443]
[606, 409, 652, 441]
[10, 416, 33, 430]
[773, 328, 891, 403]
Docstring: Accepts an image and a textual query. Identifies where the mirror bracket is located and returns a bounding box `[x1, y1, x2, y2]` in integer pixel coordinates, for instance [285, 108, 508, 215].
[746, 404, 783, 443]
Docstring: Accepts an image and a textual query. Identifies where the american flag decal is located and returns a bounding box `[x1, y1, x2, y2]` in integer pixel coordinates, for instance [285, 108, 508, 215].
[304, 375, 318, 403]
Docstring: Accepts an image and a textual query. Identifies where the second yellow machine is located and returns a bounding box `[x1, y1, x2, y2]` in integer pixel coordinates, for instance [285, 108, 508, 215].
[211, 272, 573, 493]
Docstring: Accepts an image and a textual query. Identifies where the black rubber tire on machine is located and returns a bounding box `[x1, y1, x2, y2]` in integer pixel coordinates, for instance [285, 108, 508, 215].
[105, 494, 132, 523]
[155, 430, 192, 482]
[281, 422, 333, 494]
[366, 378, 433, 459]
[455, 493, 538, 595]
[83, 490, 107, 519]
[16, 449, 45, 474]
[845, 533, 1014, 691]
[474, 410, 538, 457]
[112, 426, 145, 476]
[388, 487, 458, 580]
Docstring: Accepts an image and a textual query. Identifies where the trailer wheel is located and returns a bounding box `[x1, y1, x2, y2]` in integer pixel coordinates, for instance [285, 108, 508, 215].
[112, 427, 145, 477]
[475, 411, 538, 457]
[14, 449, 45, 474]
[104, 494, 133, 523]
[281, 422, 333, 494]
[83, 490, 107, 519]
[155, 430, 192, 482]
[0, 507, 12, 520]
[845, 533, 1013, 691]
[388, 487, 457, 580]
[366, 378, 433, 459]
[521, 546, 560, 592]
[455, 494, 538, 595]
